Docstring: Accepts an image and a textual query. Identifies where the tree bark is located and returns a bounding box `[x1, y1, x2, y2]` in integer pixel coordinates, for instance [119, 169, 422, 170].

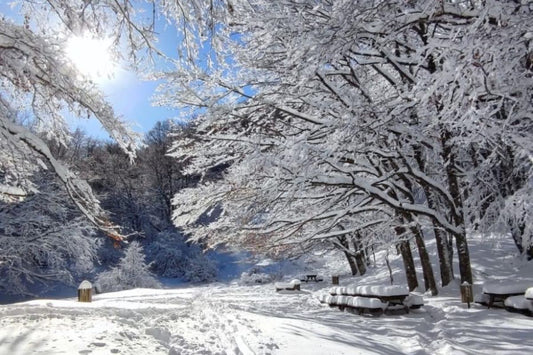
[353, 233, 367, 276]
[412, 226, 438, 295]
[395, 221, 418, 291]
[398, 239, 418, 291]
[337, 236, 359, 276]
[441, 129, 473, 284]
[413, 146, 453, 287]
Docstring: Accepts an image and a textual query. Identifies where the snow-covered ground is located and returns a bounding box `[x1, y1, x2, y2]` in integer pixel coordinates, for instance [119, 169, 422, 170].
[1, 236, 532, 354]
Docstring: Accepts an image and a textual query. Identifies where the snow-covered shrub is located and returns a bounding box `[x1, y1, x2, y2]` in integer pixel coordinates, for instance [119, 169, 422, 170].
[239, 268, 277, 285]
[145, 230, 217, 282]
[96, 241, 160, 292]
[183, 255, 217, 283]
[0, 176, 99, 297]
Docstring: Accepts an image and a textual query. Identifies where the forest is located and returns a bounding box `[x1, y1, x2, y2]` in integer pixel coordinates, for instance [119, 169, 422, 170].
[1, 0, 532, 300]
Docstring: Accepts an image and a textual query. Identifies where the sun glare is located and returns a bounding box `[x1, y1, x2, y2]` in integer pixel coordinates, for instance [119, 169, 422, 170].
[65, 35, 117, 81]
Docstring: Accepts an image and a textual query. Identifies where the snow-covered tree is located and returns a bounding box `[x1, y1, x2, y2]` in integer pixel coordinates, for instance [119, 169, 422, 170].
[96, 241, 160, 292]
[0, 0, 221, 240]
[0, 173, 99, 296]
[167, 0, 533, 288]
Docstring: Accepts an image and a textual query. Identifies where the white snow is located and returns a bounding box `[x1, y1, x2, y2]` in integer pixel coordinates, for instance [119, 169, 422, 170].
[353, 285, 409, 297]
[481, 280, 533, 295]
[525, 287, 533, 300]
[330, 285, 409, 297]
[1, 236, 533, 354]
[404, 293, 424, 307]
[78, 280, 93, 290]
[349, 296, 388, 310]
[504, 296, 533, 311]
[2, 280, 532, 355]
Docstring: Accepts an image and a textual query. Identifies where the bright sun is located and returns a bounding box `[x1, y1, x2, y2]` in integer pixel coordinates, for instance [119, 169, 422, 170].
[65, 35, 117, 81]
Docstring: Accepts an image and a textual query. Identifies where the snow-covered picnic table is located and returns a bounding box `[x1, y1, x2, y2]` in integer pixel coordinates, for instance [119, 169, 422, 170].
[275, 279, 301, 292]
[324, 284, 418, 314]
[300, 274, 324, 282]
[481, 281, 533, 308]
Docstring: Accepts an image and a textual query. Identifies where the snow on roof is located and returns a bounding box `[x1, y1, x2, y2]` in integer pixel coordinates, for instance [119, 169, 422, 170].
[78, 280, 92, 290]
[482, 281, 533, 295]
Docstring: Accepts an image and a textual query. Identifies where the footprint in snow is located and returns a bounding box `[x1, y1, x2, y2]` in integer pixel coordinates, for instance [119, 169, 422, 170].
[90, 342, 106, 347]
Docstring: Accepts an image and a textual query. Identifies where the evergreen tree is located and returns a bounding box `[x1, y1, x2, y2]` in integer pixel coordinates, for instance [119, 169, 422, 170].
[96, 241, 160, 292]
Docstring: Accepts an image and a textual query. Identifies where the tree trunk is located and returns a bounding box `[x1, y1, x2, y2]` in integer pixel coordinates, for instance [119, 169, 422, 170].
[397, 235, 418, 291]
[353, 233, 367, 276]
[392, 209, 418, 291]
[434, 227, 453, 286]
[441, 129, 473, 284]
[413, 146, 453, 287]
[337, 236, 359, 276]
[412, 227, 438, 295]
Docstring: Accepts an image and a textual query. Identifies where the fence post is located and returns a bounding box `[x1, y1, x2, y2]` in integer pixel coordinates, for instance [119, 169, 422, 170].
[460, 281, 473, 308]
[78, 280, 93, 302]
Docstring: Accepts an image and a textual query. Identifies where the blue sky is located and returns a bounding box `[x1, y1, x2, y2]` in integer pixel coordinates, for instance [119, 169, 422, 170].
[69, 13, 183, 140]
[1, 2, 181, 141]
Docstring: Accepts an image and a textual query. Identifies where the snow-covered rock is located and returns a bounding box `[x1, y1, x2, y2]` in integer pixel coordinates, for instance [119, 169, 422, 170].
[525, 288, 533, 300]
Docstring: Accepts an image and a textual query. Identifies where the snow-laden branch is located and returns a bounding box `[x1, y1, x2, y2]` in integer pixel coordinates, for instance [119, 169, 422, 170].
[0, 114, 124, 242]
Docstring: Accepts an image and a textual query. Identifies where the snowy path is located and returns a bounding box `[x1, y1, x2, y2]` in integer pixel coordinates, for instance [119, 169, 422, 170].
[1, 283, 532, 354]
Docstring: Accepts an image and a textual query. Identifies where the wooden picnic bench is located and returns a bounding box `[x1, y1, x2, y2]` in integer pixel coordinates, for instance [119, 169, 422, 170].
[481, 281, 533, 309]
[371, 294, 409, 313]
[484, 292, 526, 309]
[324, 285, 419, 314]
[300, 274, 324, 282]
[275, 279, 301, 292]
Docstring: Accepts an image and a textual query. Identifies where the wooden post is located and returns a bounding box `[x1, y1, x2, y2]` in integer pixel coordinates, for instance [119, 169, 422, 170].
[78, 280, 92, 302]
[332, 276, 339, 285]
[460, 282, 473, 308]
